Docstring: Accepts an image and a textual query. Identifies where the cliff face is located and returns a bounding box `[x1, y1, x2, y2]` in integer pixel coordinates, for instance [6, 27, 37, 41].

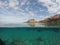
[39, 14, 60, 24]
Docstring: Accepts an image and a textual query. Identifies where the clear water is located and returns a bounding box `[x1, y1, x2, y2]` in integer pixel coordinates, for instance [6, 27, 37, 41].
[0, 27, 60, 45]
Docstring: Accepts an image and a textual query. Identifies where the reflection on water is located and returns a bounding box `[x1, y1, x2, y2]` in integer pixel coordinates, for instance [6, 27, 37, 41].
[0, 23, 60, 27]
[28, 23, 35, 27]
[44, 23, 60, 27]
[28, 23, 46, 27]
[28, 23, 60, 27]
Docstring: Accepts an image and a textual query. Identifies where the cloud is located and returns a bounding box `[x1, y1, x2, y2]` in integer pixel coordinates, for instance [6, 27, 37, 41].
[37, 15, 52, 20]
[0, 10, 36, 24]
[8, 0, 19, 9]
[38, 0, 60, 13]
[0, 15, 28, 23]
[0, 0, 2, 7]
[57, 11, 60, 14]
[0, 9, 35, 23]
[28, 11, 35, 16]
[0, 0, 19, 10]
[20, 0, 28, 6]
[0, 0, 9, 9]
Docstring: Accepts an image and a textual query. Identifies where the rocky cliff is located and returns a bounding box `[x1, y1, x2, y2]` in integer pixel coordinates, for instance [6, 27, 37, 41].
[39, 14, 60, 24]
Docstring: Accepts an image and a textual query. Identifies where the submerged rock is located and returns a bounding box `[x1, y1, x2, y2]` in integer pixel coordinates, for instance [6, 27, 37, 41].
[0, 39, 5, 45]
[10, 39, 26, 45]
[52, 28, 60, 32]
[31, 36, 44, 45]
[35, 37, 43, 41]
[37, 29, 42, 32]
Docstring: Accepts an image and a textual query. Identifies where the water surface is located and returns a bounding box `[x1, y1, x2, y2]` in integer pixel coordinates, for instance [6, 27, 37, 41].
[0, 27, 60, 45]
[0, 23, 60, 27]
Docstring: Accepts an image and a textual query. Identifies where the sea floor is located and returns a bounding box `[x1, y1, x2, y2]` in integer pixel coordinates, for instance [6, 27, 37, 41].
[0, 28, 60, 45]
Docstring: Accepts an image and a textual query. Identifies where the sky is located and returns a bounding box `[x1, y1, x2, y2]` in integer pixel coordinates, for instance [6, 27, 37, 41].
[0, 0, 60, 23]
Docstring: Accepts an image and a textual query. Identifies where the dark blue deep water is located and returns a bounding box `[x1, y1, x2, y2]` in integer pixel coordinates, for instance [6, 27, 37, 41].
[0, 27, 60, 45]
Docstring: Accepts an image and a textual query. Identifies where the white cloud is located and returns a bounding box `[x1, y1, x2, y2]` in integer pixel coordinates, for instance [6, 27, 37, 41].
[38, 0, 60, 13]
[8, 0, 19, 9]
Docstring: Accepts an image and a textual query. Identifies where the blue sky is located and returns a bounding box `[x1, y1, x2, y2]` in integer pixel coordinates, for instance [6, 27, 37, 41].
[0, 0, 60, 23]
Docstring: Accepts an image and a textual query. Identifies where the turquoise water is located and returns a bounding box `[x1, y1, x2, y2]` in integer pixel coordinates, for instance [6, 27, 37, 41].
[0, 27, 60, 45]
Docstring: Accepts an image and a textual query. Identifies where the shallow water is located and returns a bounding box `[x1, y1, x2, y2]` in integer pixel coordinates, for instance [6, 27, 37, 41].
[0, 27, 60, 45]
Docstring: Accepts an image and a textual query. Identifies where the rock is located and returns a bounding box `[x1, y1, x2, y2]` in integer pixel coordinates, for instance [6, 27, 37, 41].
[10, 39, 26, 45]
[0, 39, 5, 45]
[35, 37, 43, 41]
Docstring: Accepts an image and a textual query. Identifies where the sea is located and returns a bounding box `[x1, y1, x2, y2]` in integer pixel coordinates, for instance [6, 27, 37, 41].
[0, 23, 60, 45]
